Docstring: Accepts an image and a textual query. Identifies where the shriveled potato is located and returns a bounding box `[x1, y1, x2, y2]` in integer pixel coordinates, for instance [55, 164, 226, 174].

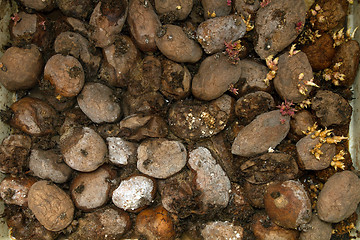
[54, 32, 101, 77]
[155, 24, 203, 63]
[0, 45, 43, 91]
[136, 205, 176, 240]
[70, 165, 116, 211]
[10, 97, 57, 136]
[20, 0, 56, 11]
[89, 0, 128, 48]
[160, 59, 191, 100]
[44, 54, 85, 97]
[196, 15, 247, 54]
[0, 134, 31, 174]
[155, 0, 193, 21]
[127, 0, 161, 52]
[102, 35, 141, 87]
[0, 176, 36, 207]
[68, 206, 131, 240]
[29, 149, 73, 183]
[28, 181, 74, 231]
[60, 127, 107, 172]
[312, 0, 348, 32]
[56, 0, 94, 19]
[77, 82, 122, 124]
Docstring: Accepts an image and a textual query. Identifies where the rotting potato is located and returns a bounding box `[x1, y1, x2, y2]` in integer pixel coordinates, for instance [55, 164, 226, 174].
[0, 45, 43, 91]
[9, 97, 57, 136]
[155, 24, 203, 63]
[160, 59, 191, 100]
[77, 82, 122, 124]
[102, 35, 141, 87]
[44, 54, 85, 97]
[107, 137, 138, 166]
[112, 174, 156, 212]
[70, 165, 116, 211]
[201, 221, 244, 240]
[0, 134, 32, 174]
[155, 0, 193, 21]
[127, 0, 161, 52]
[29, 149, 73, 184]
[56, 0, 94, 20]
[89, 0, 128, 48]
[28, 180, 74, 231]
[0, 176, 36, 207]
[54, 31, 101, 77]
[60, 126, 107, 172]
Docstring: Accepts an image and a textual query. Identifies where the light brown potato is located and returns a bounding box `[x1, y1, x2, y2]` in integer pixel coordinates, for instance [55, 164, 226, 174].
[0, 45, 43, 91]
[127, 0, 161, 52]
[155, 24, 203, 63]
[28, 181, 74, 231]
[44, 54, 85, 97]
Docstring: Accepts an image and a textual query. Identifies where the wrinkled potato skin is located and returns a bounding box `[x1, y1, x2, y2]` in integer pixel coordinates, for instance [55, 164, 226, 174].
[127, 0, 161, 52]
[28, 181, 74, 231]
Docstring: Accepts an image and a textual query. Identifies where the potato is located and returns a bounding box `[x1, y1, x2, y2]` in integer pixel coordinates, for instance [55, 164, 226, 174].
[312, 0, 348, 32]
[56, 0, 94, 19]
[191, 54, 242, 101]
[29, 149, 73, 183]
[19, 0, 56, 11]
[89, 0, 128, 48]
[127, 0, 161, 52]
[44, 54, 85, 97]
[0, 176, 36, 207]
[160, 59, 191, 100]
[60, 127, 107, 172]
[28, 181, 74, 231]
[201, 221, 244, 240]
[0, 134, 32, 174]
[201, 0, 231, 19]
[77, 82, 122, 124]
[102, 35, 141, 87]
[196, 15, 247, 54]
[238, 59, 270, 94]
[155, 24, 203, 63]
[10, 97, 57, 136]
[70, 165, 116, 211]
[155, 0, 193, 21]
[0, 45, 43, 91]
[107, 137, 138, 166]
[121, 91, 165, 117]
[254, 0, 306, 59]
[235, 0, 260, 18]
[135, 205, 176, 240]
[54, 31, 101, 77]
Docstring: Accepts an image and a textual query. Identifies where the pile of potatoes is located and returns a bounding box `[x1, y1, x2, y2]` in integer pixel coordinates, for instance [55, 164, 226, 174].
[0, 0, 360, 239]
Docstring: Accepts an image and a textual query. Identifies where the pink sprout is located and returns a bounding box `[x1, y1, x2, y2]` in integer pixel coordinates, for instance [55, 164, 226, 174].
[227, 0, 231, 6]
[277, 99, 296, 117]
[260, 0, 271, 7]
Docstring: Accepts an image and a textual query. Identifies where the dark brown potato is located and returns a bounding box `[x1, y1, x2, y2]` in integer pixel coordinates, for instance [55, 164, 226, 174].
[102, 35, 141, 87]
[155, 0, 193, 21]
[60, 126, 107, 172]
[312, 0, 348, 32]
[121, 91, 165, 117]
[44, 54, 85, 97]
[28, 181, 74, 231]
[201, 0, 231, 19]
[56, 0, 94, 19]
[235, 0, 260, 18]
[301, 33, 335, 71]
[77, 82, 122, 124]
[136, 205, 176, 240]
[68, 206, 131, 240]
[0, 176, 36, 207]
[19, 0, 56, 11]
[127, 0, 161, 52]
[155, 24, 203, 63]
[0, 134, 31, 174]
[70, 165, 116, 211]
[89, 0, 128, 48]
[0, 45, 43, 91]
[10, 97, 57, 136]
